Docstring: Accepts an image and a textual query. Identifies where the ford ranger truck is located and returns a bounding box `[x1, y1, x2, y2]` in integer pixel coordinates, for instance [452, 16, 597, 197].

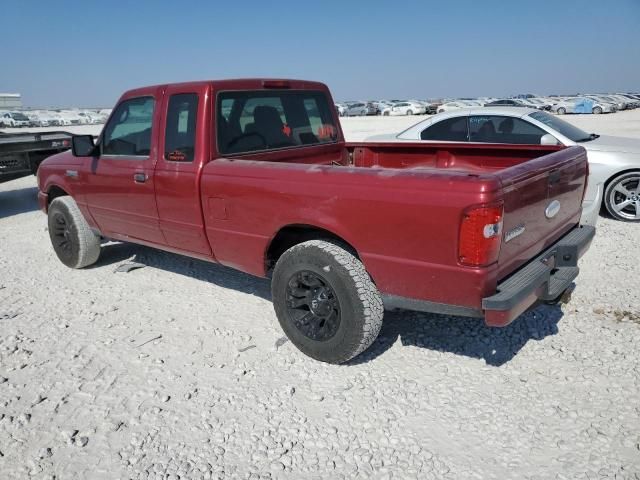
[36, 79, 595, 364]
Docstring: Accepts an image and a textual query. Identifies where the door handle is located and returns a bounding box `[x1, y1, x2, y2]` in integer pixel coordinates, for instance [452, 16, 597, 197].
[133, 173, 147, 183]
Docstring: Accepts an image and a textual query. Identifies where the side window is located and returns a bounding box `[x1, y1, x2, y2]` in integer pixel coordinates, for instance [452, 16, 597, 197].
[469, 116, 547, 144]
[164, 93, 198, 162]
[421, 117, 468, 141]
[102, 97, 154, 156]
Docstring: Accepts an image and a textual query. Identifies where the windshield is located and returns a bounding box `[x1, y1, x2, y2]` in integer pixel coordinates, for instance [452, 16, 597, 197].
[12, 112, 29, 120]
[528, 111, 595, 142]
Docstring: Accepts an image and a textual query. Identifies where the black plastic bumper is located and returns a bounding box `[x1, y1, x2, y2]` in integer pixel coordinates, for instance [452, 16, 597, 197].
[482, 225, 595, 326]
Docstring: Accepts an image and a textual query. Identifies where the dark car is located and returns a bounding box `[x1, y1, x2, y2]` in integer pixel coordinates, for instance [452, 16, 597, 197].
[484, 99, 530, 108]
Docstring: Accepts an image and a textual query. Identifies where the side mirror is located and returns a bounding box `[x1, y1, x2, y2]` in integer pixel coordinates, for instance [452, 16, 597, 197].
[71, 135, 97, 157]
[540, 133, 560, 146]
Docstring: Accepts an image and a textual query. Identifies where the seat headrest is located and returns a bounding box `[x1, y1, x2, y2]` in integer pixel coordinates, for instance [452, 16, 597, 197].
[254, 106, 283, 126]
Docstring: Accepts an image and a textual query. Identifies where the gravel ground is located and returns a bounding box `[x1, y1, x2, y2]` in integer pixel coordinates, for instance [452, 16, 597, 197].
[1, 114, 640, 479]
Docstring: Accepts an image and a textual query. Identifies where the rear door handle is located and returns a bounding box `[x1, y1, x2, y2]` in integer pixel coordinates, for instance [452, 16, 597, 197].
[133, 173, 147, 183]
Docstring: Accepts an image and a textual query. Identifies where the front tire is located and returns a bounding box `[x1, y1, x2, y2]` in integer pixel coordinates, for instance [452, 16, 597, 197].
[604, 172, 640, 222]
[406, 110, 413, 116]
[556, 107, 566, 115]
[48, 197, 101, 268]
[592, 106, 603, 114]
[271, 240, 384, 364]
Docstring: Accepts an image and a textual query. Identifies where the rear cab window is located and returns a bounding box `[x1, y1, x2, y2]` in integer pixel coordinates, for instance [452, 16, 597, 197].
[217, 90, 338, 155]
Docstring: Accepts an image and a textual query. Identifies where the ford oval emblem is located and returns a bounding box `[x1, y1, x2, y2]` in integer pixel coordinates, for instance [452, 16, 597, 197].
[545, 200, 561, 219]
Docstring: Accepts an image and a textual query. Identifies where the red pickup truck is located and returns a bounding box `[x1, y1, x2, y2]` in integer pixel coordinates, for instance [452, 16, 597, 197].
[37, 79, 595, 363]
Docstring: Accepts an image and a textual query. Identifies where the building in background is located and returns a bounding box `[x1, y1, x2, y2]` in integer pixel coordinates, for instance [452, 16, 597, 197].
[0, 93, 22, 109]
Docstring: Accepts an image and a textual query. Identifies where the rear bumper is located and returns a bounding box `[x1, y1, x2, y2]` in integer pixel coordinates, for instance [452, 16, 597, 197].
[482, 225, 595, 326]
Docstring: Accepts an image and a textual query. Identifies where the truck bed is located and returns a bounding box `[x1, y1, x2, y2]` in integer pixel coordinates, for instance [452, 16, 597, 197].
[346, 141, 565, 172]
[0, 131, 72, 183]
[201, 141, 587, 314]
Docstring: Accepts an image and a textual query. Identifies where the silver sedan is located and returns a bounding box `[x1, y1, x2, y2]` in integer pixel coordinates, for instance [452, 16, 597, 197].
[367, 107, 640, 223]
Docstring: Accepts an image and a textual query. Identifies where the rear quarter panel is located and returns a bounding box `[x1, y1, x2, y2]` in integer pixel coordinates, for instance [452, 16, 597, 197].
[200, 159, 504, 309]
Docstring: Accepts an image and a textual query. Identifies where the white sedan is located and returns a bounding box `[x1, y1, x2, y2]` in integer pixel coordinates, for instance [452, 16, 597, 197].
[387, 102, 425, 116]
[367, 107, 640, 223]
[436, 101, 480, 113]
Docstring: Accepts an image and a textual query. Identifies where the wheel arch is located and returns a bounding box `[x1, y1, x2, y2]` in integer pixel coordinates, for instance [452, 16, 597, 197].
[265, 224, 361, 275]
[603, 167, 640, 193]
[47, 184, 70, 204]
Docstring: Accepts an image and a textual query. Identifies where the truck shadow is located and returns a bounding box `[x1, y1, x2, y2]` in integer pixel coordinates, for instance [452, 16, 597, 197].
[94, 241, 273, 300]
[0, 186, 40, 219]
[95, 241, 563, 366]
[352, 305, 563, 366]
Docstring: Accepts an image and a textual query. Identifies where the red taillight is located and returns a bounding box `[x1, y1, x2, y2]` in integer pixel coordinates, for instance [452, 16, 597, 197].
[458, 203, 504, 266]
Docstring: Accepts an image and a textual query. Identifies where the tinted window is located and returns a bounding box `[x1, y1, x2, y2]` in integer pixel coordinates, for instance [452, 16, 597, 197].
[165, 93, 198, 162]
[421, 117, 468, 141]
[217, 90, 338, 155]
[103, 97, 154, 156]
[528, 111, 590, 142]
[469, 115, 548, 144]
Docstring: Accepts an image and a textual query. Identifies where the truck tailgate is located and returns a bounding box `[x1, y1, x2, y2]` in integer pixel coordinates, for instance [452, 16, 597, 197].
[495, 146, 588, 279]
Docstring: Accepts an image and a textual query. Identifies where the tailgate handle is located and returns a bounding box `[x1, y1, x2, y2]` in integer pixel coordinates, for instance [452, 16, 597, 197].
[548, 169, 562, 185]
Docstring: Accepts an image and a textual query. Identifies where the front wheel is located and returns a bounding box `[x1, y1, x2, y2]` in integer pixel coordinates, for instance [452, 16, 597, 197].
[604, 172, 640, 221]
[271, 240, 384, 364]
[48, 196, 101, 268]
[556, 107, 566, 115]
[592, 106, 603, 114]
[406, 110, 413, 115]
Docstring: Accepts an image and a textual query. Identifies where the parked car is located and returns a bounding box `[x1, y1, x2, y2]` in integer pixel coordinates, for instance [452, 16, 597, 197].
[388, 101, 425, 115]
[484, 99, 530, 108]
[437, 101, 476, 113]
[0, 111, 31, 128]
[552, 97, 616, 115]
[376, 101, 395, 116]
[335, 103, 347, 117]
[37, 78, 594, 363]
[371, 107, 640, 222]
[589, 95, 627, 111]
[386, 102, 413, 116]
[343, 102, 376, 116]
[615, 94, 640, 109]
[26, 111, 49, 127]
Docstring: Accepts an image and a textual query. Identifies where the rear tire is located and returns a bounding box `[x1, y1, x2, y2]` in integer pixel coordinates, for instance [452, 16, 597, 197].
[604, 172, 640, 222]
[48, 196, 101, 268]
[271, 240, 384, 364]
[406, 110, 413, 115]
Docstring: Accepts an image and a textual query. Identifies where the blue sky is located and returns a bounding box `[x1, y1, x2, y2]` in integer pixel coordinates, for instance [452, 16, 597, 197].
[4, 0, 640, 107]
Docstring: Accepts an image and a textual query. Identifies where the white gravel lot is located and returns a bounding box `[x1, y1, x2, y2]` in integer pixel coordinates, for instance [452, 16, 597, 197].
[1, 113, 640, 479]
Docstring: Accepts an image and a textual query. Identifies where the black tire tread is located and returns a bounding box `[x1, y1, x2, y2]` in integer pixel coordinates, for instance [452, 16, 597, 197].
[49, 197, 101, 268]
[273, 240, 384, 363]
